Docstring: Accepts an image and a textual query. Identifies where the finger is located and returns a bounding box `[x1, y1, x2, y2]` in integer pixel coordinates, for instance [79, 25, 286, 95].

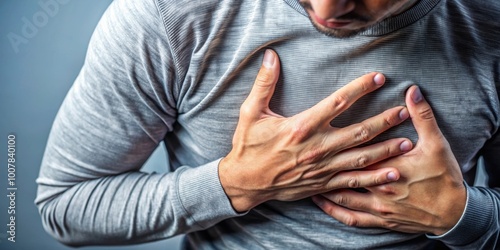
[326, 167, 400, 190]
[320, 190, 383, 217]
[325, 106, 410, 151]
[312, 195, 419, 233]
[405, 85, 443, 140]
[324, 136, 411, 175]
[241, 49, 281, 119]
[359, 157, 403, 196]
[301, 72, 386, 126]
[365, 183, 398, 196]
[312, 195, 384, 228]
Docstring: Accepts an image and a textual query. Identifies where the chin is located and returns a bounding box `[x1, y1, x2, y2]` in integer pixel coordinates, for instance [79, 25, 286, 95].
[309, 19, 369, 38]
[313, 24, 366, 38]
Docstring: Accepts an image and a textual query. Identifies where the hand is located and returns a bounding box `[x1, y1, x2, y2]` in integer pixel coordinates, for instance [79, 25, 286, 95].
[219, 49, 413, 212]
[312, 85, 466, 235]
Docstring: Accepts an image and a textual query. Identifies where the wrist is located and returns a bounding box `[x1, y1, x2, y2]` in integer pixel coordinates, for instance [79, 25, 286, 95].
[176, 160, 245, 228]
[427, 184, 495, 246]
[218, 156, 265, 212]
[431, 183, 467, 236]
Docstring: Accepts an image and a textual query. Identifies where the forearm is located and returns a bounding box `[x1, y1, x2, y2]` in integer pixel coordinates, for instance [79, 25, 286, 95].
[37, 171, 183, 246]
[36, 159, 240, 246]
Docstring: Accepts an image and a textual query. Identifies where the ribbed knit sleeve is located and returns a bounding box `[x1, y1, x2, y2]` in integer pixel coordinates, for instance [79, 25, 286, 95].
[35, 0, 240, 246]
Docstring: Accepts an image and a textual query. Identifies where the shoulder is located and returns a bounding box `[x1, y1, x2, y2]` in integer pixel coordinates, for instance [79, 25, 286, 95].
[89, 0, 168, 55]
[449, 0, 500, 28]
[154, 0, 247, 50]
[445, 0, 500, 17]
[443, 0, 500, 54]
[104, 0, 163, 31]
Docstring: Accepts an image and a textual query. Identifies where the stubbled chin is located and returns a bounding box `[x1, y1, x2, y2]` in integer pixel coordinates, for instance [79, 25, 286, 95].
[310, 21, 368, 38]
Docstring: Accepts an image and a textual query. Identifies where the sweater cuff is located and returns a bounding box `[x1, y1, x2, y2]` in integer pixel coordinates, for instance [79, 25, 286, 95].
[427, 183, 494, 245]
[176, 158, 244, 229]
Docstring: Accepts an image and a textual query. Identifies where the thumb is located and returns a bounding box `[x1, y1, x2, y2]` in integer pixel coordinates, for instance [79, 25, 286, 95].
[405, 85, 443, 140]
[242, 49, 281, 117]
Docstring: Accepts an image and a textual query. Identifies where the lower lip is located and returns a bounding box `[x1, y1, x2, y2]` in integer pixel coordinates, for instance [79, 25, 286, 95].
[311, 13, 351, 28]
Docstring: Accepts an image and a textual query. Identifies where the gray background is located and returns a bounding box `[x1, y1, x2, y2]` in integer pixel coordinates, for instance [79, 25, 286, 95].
[0, 1, 489, 250]
[0, 0, 181, 249]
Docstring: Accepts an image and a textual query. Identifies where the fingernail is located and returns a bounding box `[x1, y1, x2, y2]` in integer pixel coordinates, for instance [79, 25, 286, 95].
[263, 49, 275, 69]
[399, 108, 409, 120]
[387, 172, 398, 181]
[411, 87, 423, 103]
[400, 140, 412, 152]
[374, 73, 385, 85]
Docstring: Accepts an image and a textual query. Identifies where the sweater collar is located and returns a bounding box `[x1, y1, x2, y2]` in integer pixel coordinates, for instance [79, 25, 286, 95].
[283, 0, 442, 36]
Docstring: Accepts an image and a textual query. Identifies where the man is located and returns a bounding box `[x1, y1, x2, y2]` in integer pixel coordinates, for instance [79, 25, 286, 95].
[36, 0, 499, 249]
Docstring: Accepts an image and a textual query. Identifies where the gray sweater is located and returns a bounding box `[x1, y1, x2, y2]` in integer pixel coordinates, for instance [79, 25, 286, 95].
[36, 0, 500, 249]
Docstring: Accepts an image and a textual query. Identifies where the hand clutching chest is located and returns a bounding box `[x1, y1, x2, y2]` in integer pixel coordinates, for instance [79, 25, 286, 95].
[218, 50, 466, 237]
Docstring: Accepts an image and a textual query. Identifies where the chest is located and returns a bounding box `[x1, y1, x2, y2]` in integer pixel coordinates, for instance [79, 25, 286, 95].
[170, 33, 499, 173]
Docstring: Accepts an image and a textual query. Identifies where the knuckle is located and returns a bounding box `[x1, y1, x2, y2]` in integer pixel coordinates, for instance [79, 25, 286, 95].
[289, 121, 310, 142]
[374, 203, 391, 217]
[290, 125, 308, 141]
[381, 108, 400, 127]
[331, 93, 349, 111]
[385, 144, 393, 157]
[360, 79, 371, 92]
[418, 107, 435, 120]
[344, 216, 360, 227]
[376, 143, 392, 160]
[372, 175, 384, 186]
[383, 114, 395, 127]
[354, 123, 371, 143]
[239, 102, 253, 117]
[431, 140, 448, 154]
[383, 221, 398, 230]
[255, 68, 274, 87]
[335, 195, 349, 206]
[346, 153, 369, 170]
[376, 143, 394, 160]
[347, 177, 360, 188]
[378, 185, 396, 195]
[355, 153, 369, 169]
